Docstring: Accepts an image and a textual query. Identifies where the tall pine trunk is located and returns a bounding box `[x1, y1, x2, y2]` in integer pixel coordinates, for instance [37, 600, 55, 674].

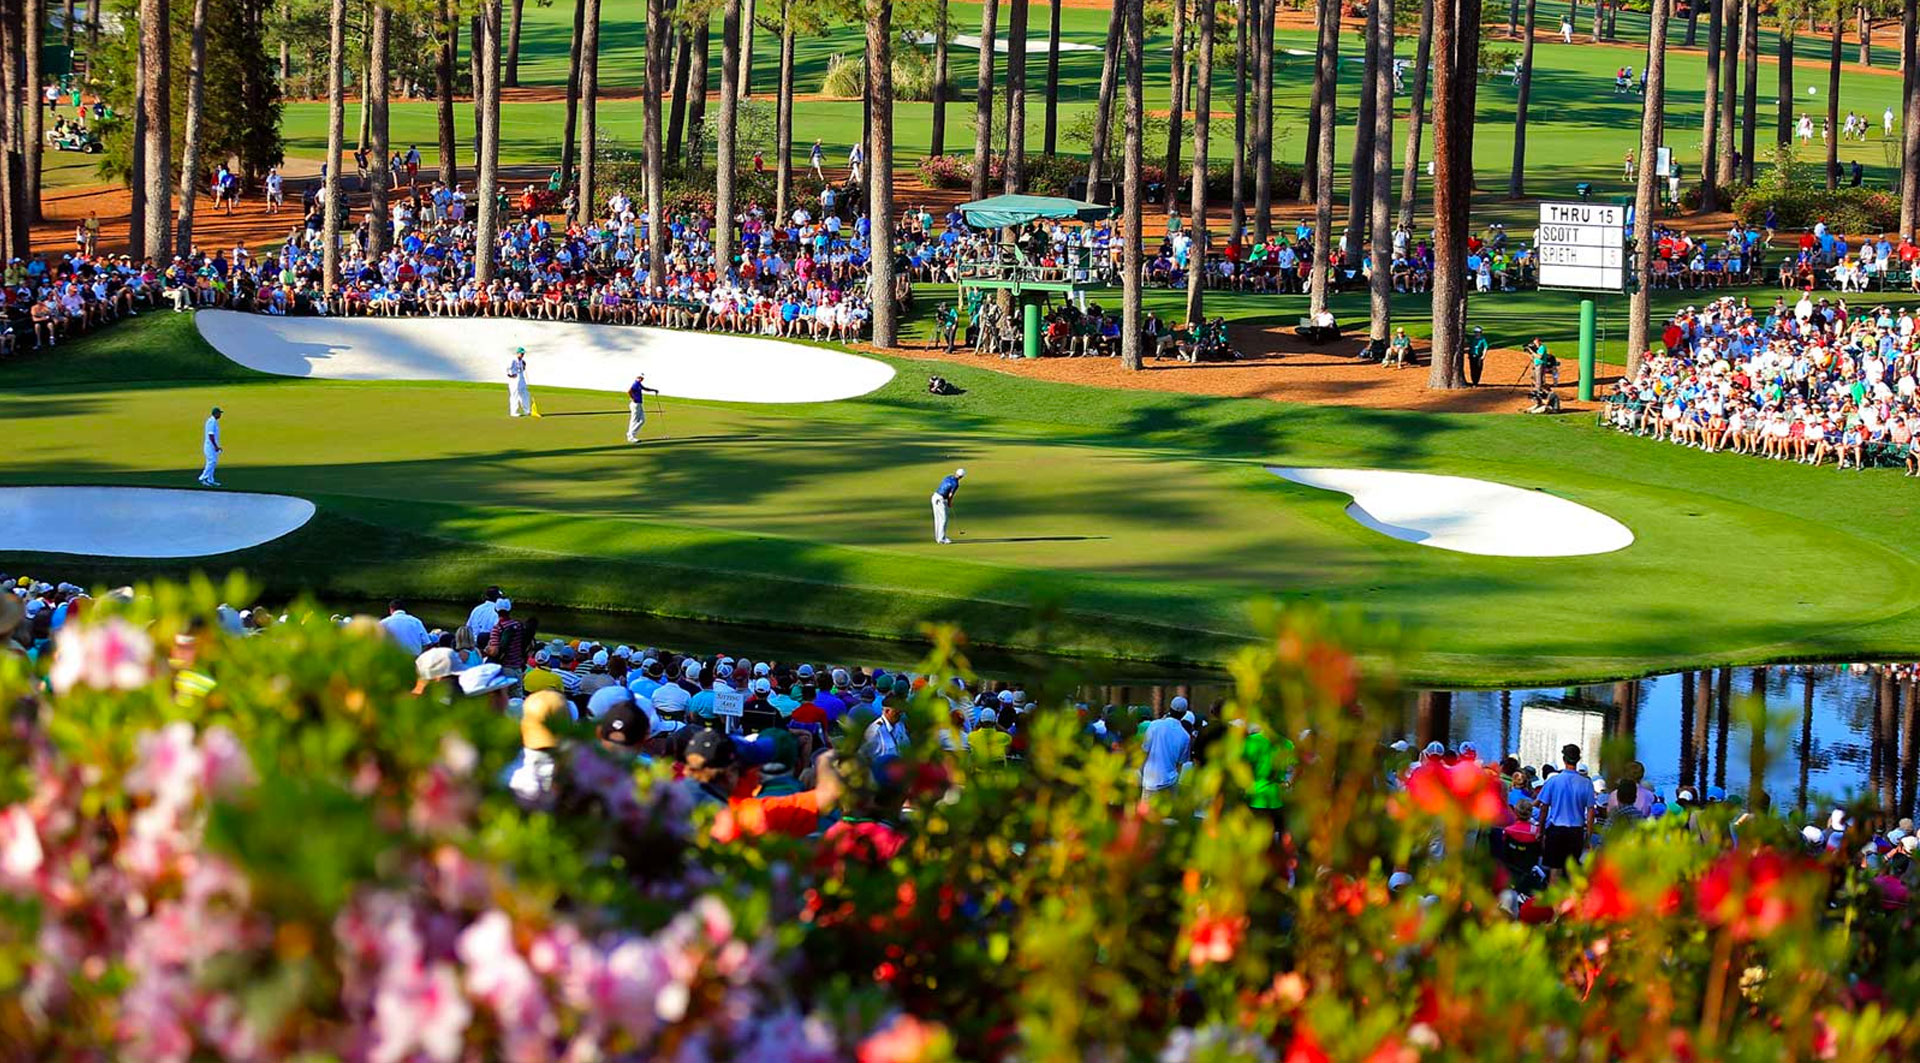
[1702, 0, 1722, 211]
[368, 3, 391, 256]
[474, 0, 502, 283]
[1629, 0, 1670, 372]
[1086, 0, 1121, 187]
[505, 0, 524, 86]
[1120, 0, 1145, 370]
[1253, 0, 1275, 238]
[739, 0, 754, 95]
[24, 0, 44, 224]
[1186, 0, 1216, 326]
[175, 0, 207, 251]
[437, 0, 458, 185]
[645, 0, 667, 283]
[1164, 0, 1188, 208]
[932, 0, 950, 155]
[775, 0, 793, 219]
[576, 0, 602, 223]
[1741, 0, 1757, 182]
[972, 0, 1000, 199]
[1778, 13, 1795, 146]
[1307, 0, 1339, 310]
[1044, 0, 1062, 153]
[561, 0, 586, 190]
[1427, 0, 1481, 389]
[130, 28, 147, 259]
[1399, 0, 1434, 227]
[1368, 0, 1394, 344]
[141, 0, 174, 260]
[1508, 0, 1536, 198]
[2, 0, 25, 259]
[1300, 0, 1323, 202]
[1860, 4, 1871, 65]
[1720, 0, 1738, 174]
[470, 15, 483, 165]
[715, 0, 740, 269]
[1344, 0, 1378, 265]
[1904, 0, 1920, 235]
[867, 0, 897, 346]
[667, 18, 690, 161]
[1828, 11, 1842, 190]
[323, 0, 347, 287]
[1231, 0, 1247, 235]
[1004, 0, 1028, 191]
[685, 21, 710, 169]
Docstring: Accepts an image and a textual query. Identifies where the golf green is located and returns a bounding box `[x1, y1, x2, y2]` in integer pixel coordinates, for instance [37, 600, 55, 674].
[5, 310, 1920, 685]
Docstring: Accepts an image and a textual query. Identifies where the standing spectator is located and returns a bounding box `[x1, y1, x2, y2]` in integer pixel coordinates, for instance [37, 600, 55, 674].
[1535, 744, 1596, 881]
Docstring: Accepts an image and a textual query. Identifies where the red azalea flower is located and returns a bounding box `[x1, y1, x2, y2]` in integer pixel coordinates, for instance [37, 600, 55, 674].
[1188, 912, 1248, 968]
[1364, 1036, 1419, 1063]
[1405, 760, 1504, 824]
[1283, 1026, 1332, 1063]
[1696, 848, 1810, 940]
[1568, 861, 1635, 922]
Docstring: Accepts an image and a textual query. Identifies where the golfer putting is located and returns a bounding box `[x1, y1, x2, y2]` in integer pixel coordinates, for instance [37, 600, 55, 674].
[932, 467, 965, 544]
[198, 406, 224, 487]
[626, 373, 661, 442]
[506, 347, 532, 417]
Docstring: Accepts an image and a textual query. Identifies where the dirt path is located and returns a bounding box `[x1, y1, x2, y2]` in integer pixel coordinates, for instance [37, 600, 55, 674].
[881, 328, 1616, 415]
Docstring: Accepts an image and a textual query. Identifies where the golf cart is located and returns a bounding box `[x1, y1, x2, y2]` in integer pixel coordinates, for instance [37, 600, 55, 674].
[50, 126, 101, 154]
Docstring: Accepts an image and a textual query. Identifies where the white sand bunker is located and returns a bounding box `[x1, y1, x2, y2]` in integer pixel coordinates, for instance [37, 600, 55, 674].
[1268, 467, 1634, 557]
[0, 486, 316, 558]
[195, 311, 896, 404]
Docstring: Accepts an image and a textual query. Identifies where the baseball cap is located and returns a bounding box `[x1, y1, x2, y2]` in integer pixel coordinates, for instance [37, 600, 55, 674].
[797, 663, 815, 679]
[683, 728, 738, 770]
[597, 702, 647, 747]
[753, 678, 772, 695]
[587, 684, 635, 719]
[1171, 696, 1189, 712]
[955, 467, 967, 477]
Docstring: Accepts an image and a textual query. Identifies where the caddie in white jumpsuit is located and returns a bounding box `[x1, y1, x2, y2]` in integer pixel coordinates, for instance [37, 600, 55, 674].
[506, 347, 531, 417]
[931, 467, 965, 544]
[198, 406, 224, 487]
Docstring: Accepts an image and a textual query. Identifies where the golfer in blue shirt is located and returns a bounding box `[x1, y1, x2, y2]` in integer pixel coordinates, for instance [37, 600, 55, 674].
[1535, 743, 1596, 880]
[626, 374, 660, 443]
[931, 468, 965, 544]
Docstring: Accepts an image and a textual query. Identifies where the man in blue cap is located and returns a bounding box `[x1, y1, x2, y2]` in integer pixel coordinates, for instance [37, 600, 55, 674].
[931, 467, 965, 544]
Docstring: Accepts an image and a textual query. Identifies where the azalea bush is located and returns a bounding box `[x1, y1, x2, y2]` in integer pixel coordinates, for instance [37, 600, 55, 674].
[0, 581, 1916, 1062]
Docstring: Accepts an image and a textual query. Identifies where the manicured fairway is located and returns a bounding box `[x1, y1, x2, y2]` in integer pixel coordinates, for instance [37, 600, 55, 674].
[6, 310, 1920, 685]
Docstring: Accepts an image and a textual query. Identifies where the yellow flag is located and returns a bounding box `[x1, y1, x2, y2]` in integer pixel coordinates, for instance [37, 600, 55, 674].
[529, 399, 542, 418]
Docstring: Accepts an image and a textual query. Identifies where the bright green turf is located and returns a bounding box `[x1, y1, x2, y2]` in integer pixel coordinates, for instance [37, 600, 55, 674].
[276, 0, 1914, 230]
[7, 309, 1920, 686]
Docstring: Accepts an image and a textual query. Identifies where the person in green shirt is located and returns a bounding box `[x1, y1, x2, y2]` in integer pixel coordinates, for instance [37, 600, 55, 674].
[1467, 326, 1490, 386]
[1244, 724, 1294, 826]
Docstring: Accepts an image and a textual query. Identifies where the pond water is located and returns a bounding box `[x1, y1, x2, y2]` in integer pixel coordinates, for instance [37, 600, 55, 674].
[373, 601, 1914, 823]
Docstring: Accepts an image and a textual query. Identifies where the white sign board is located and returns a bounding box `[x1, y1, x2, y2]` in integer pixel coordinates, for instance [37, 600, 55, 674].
[712, 687, 746, 718]
[1535, 202, 1626, 292]
[1517, 702, 1607, 780]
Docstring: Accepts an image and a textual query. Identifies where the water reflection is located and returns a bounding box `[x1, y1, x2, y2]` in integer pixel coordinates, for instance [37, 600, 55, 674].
[1436, 666, 1920, 822]
[367, 600, 1913, 820]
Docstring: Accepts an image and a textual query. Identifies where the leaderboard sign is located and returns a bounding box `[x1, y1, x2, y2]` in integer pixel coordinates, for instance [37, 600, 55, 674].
[1534, 202, 1626, 292]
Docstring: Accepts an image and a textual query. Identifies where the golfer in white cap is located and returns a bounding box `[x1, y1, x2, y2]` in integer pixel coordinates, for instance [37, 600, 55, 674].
[932, 467, 965, 544]
[626, 373, 660, 443]
[198, 406, 224, 487]
[506, 347, 531, 417]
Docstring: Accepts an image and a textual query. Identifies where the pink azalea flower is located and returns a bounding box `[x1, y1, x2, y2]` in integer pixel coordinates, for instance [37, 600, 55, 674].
[127, 722, 204, 816]
[371, 961, 471, 1063]
[0, 805, 44, 889]
[857, 1014, 945, 1063]
[198, 727, 256, 796]
[47, 617, 155, 694]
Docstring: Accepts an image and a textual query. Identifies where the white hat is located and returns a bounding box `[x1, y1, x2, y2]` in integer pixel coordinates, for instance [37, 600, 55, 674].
[682, 658, 703, 678]
[1181, 711, 1197, 725]
[955, 467, 967, 478]
[1802, 825, 1825, 844]
[1388, 870, 1414, 893]
[458, 663, 517, 697]
[592, 650, 610, 668]
[980, 707, 998, 724]
[1170, 696, 1189, 712]
[1389, 739, 1411, 752]
[753, 662, 770, 677]
[1423, 741, 1446, 758]
[831, 668, 850, 686]
[1458, 741, 1478, 759]
[415, 647, 461, 681]
[614, 645, 633, 659]
[753, 678, 772, 695]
